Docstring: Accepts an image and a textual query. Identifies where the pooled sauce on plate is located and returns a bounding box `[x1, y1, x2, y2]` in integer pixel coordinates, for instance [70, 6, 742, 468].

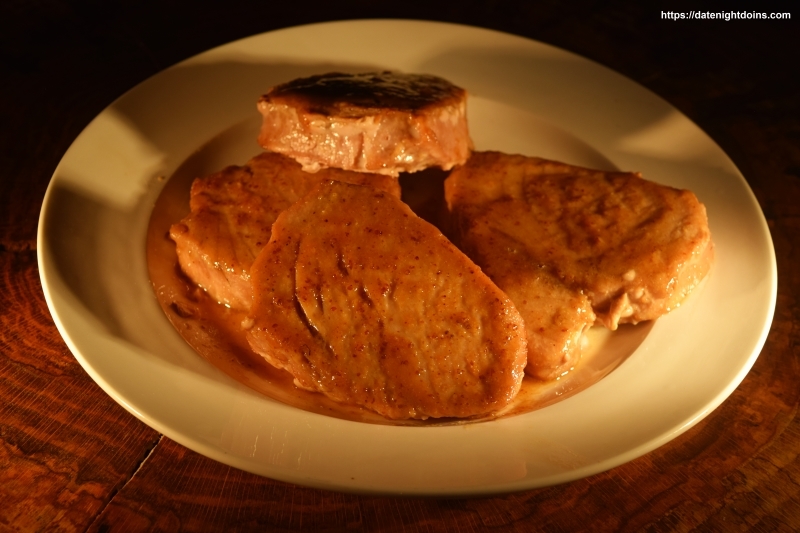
[146, 130, 652, 426]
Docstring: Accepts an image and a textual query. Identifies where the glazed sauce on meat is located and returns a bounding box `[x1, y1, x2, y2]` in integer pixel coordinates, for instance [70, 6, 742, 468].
[146, 128, 651, 426]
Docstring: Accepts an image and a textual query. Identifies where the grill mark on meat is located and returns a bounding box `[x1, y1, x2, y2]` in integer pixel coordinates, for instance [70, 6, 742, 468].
[358, 284, 374, 308]
[313, 283, 325, 315]
[336, 254, 350, 277]
[289, 242, 343, 390]
[290, 240, 326, 343]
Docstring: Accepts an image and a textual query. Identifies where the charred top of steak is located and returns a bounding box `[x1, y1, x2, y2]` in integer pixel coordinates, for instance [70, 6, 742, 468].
[261, 71, 466, 117]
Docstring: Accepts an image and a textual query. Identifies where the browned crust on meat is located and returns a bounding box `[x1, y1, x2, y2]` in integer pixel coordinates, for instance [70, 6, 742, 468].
[262, 71, 467, 117]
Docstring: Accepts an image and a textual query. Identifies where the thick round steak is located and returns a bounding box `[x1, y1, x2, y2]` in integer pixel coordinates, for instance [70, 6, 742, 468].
[169, 151, 401, 310]
[257, 71, 472, 177]
[246, 180, 527, 420]
[445, 151, 714, 379]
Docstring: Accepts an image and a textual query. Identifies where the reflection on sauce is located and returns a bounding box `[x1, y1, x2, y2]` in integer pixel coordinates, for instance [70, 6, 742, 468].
[146, 130, 652, 426]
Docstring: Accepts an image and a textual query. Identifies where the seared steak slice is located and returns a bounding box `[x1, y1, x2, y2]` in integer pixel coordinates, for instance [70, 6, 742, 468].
[169, 151, 401, 310]
[246, 180, 527, 420]
[257, 71, 472, 177]
[445, 151, 714, 377]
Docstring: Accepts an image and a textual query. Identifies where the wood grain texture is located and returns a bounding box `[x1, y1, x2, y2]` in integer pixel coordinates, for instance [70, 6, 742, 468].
[86, 361, 800, 532]
[1, 1, 798, 531]
[0, 252, 162, 531]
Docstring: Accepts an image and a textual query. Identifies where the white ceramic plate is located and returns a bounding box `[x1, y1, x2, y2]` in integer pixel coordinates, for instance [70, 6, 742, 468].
[38, 20, 776, 496]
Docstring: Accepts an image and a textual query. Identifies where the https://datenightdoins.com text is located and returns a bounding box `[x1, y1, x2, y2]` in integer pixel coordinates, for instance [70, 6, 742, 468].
[662, 11, 790, 21]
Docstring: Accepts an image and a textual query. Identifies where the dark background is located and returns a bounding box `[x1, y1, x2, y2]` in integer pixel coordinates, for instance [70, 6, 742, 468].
[1, 1, 798, 531]
[2, 2, 797, 243]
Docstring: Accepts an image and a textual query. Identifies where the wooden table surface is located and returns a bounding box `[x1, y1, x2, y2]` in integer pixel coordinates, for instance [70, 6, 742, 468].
[2, 2, 798, 531]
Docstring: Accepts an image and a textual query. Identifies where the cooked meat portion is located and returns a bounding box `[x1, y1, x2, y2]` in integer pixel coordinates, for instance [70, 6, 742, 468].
[245, 180, 527, 420]
[445, 151, 713, 376]
[257, 71, 472, 177]
[458, 215, 596, 380]
[169, 152, 401, 310]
